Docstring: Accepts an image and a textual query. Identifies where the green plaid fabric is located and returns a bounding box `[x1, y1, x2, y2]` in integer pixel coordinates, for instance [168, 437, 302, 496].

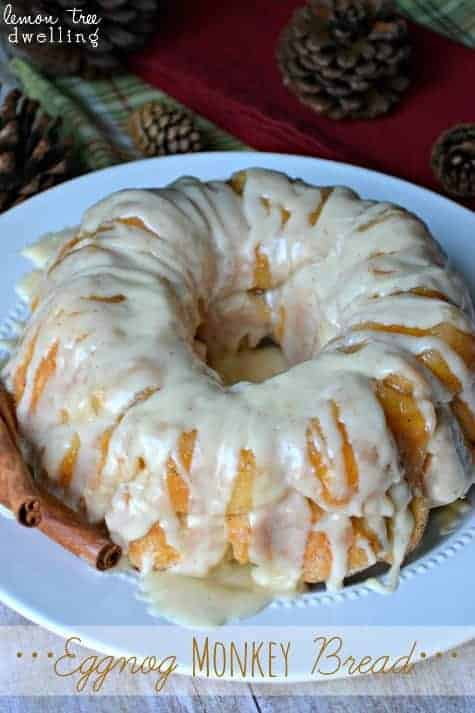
[11, 58, 246, 173]
[9, 1, 474, 176]
[397, 0, 475, 48]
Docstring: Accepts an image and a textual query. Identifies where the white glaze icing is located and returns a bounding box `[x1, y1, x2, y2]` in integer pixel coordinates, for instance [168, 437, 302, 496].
[139, 559, 281, 627]
[3, 168, 475, 604]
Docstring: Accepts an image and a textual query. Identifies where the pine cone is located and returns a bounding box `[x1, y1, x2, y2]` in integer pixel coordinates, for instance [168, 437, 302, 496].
[277, 0, 411, 120]
[0, 89, 75, 213]
[128, 103, 203, 157]
[2, 0, 160, 78]
[432, 124, 475, 199]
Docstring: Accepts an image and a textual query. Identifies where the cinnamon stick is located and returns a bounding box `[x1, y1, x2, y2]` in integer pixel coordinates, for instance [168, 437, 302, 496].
[36, 488, 122, 571]
[0, 383, 19, 509]
[0, 384, 17, 443]
[0, 382, 121, 569]
[0, 403, 42, 527]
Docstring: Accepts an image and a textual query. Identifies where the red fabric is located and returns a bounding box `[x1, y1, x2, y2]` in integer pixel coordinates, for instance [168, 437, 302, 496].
[129, 0, 475, 208]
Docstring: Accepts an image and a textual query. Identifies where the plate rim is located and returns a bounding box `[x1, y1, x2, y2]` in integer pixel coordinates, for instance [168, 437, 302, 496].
[2, 150, 474, 223]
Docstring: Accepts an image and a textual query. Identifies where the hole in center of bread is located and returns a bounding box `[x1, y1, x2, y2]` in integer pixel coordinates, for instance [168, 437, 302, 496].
[204, 338, 287, 386]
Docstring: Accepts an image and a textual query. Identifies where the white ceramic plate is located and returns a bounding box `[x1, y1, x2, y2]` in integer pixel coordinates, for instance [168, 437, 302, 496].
[1, 152, 475, 683]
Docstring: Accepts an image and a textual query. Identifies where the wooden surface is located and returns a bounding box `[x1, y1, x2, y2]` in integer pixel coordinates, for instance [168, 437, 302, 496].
[1, 696, 474, 713]
[1, 602, 474, 711]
